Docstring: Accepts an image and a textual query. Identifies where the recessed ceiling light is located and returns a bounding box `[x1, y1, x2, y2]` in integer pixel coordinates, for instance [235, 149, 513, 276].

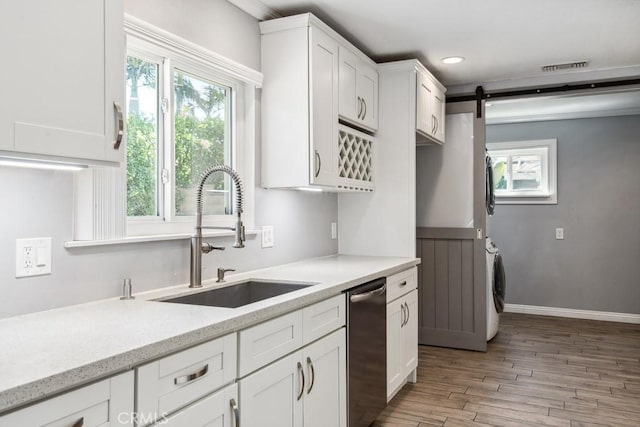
[441, 56, 465, 64]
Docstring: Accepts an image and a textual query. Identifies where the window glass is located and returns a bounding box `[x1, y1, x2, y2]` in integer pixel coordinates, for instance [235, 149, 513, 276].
[511, 155, 542, 191]
[126, 56, 159, 217]
[173, 70, 232, 216]
[491, 156, 508, 190]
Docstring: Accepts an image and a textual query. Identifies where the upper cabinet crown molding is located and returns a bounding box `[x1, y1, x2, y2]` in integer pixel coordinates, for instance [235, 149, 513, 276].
[0, 0, 126, 166]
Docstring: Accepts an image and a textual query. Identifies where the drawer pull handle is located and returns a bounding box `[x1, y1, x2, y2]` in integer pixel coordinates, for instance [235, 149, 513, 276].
[230, 398, 240, 427]
[307, 356, 315, 394]
[113, 101, 124, 150]
[174, 364, 209, 385]
[71, 418, 84, 427]
[399, 281, 407, 287]
[297, 361, 305, 401]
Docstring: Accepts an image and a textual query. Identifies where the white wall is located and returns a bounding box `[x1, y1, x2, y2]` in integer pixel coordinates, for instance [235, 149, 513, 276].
[0, 0, 338, 319]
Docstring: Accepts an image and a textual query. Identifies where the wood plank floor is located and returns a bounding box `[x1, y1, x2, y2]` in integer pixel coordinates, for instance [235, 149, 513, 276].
[374, 312, 640, 427]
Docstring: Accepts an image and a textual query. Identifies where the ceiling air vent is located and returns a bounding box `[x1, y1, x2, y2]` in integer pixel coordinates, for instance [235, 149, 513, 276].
[541, 60, 590, 72]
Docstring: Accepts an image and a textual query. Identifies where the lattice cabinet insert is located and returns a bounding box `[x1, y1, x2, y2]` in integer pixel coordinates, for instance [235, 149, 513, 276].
[338, 125, 374, 191]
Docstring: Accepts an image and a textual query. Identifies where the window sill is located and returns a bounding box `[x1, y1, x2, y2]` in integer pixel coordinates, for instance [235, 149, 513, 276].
[64, 230, 258, 248]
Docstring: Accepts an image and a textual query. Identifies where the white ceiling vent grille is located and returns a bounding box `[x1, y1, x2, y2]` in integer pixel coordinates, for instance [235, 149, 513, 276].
[337, 125, 374, 192]
[541, 60, 590, 72]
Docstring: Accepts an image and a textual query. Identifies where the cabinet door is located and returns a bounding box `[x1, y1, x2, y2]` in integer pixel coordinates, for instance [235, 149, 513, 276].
[309, 26, 339, 187]
[402, 290, 419, 375]
[386, 298, 404, 400]
[357, 63, 378, 131]
[303, 329, 347, 427]
[0, 372, 133, 427]
[0, 0, 124, 164]
[416, 71, 434, 138]
[157, 384, 237, 427]
[432, 87, 446, 143]
[239, 351, 303, 427]
[338, 47, 359, 123]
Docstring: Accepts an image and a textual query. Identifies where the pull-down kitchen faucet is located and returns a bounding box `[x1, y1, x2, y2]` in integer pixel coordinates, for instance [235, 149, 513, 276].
[190, 165, 245, 288]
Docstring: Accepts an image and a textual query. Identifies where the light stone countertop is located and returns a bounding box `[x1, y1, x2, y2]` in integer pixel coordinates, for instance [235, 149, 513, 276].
[0, 254, 419, 413]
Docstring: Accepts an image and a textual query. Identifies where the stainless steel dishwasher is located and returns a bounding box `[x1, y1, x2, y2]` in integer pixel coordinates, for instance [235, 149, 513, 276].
[346, 277, 387, 427]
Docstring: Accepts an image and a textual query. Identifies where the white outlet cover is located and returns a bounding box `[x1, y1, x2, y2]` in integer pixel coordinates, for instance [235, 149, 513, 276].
[331, 222, 337, 240]
[261, 225, 274, 248]
[555, 228, 564, 240]
[16, 237, 52, 278]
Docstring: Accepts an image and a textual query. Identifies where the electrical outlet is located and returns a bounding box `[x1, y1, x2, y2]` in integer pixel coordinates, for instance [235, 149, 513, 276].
[261, 225, 274, 248]
[555, 228, 564, 240]
[331, 222, 337, 240]
[16, 238, 52, 278]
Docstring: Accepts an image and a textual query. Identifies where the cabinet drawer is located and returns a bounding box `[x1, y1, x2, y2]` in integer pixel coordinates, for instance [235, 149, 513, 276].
[239, 310, 303, 377]
[0, 371, 133, 427]
[153, 383, 237, 426]
[303, 294, 346, 345]
[386, 267, 417, 303]
[137, 333, 237, 424]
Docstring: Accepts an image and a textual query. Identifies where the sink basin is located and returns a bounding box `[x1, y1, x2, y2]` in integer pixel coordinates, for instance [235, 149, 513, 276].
[160, 280, 314, 308]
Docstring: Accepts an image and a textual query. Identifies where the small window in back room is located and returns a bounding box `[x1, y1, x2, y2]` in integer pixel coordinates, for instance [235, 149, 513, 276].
[487, 139, 557, 204]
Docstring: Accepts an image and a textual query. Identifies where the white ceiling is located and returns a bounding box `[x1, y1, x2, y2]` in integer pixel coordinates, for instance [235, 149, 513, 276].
[239, 0, 640, 93]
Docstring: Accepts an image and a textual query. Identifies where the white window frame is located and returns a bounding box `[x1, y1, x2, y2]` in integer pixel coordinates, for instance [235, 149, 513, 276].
[487, 139, 557, 205]
[124, 16, 259, 237]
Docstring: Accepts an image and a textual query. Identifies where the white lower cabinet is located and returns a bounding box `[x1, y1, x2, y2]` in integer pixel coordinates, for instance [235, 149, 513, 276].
[239, 328, 346, 427]
[0, 371, 134, 427]
[153, 383, 238, 427]
[387, 269, 419, 401]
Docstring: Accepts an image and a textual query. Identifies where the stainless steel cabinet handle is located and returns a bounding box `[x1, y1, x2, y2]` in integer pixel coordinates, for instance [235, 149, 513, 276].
[350, 284, 386, 303]
[307, 356, 315, 394]
[362, 98, 367, 120]
[434, 116, 439, 135]
[357, 96, 363, 119]
[400, 303, 406, 328]
[174, 364, 209, 385]
[113, 101, 124, 150]
[297, 361, 305, 401]
[71, 418, 84, 427]
[405, 302, 410, 326]
[314, 150, 321, 178]
[432, 115, 436, 134]
[399, 281, 407, 287]
[230, 398, 240, 427]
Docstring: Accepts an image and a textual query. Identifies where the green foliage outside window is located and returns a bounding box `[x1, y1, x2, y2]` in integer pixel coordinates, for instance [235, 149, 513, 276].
[126, 56, 228, 217]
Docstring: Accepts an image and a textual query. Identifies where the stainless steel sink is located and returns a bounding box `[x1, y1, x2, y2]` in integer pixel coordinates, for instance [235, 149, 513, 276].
[160, 280, 313, 308]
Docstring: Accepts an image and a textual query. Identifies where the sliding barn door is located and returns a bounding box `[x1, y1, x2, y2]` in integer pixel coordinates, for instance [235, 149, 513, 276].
[416, 101, 487, 351]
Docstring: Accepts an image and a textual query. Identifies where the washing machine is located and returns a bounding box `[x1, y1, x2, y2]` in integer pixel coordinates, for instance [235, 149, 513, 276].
[486, 237, 505, 341]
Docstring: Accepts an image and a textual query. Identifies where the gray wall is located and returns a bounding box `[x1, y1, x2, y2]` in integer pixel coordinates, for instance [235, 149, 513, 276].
[0, 0, 338, 319]
[486, 115, 640, 315]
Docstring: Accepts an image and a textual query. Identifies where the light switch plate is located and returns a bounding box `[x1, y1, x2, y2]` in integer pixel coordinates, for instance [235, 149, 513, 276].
[16, 237, 52, 278]
[331, 222, 337, 240]
[261, 225, 274, 248]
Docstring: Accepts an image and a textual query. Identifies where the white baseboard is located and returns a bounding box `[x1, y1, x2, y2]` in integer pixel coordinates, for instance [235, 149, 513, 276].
[504, 303, 640, 324]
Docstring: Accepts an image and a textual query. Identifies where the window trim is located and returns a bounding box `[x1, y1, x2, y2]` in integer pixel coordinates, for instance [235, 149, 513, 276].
[124, 16, 259, 237]
[487, 139, 558, 205]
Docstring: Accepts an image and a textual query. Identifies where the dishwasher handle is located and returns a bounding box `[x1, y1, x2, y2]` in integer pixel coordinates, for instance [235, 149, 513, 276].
[349, 284, 386, 303]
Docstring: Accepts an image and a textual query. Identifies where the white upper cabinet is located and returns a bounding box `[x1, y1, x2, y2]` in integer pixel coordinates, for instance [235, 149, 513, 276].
[338, 47, 378, 132]
[0, 0, 125, 165]
[260, 13, 375, 192]
[416, 64, 446, 144]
